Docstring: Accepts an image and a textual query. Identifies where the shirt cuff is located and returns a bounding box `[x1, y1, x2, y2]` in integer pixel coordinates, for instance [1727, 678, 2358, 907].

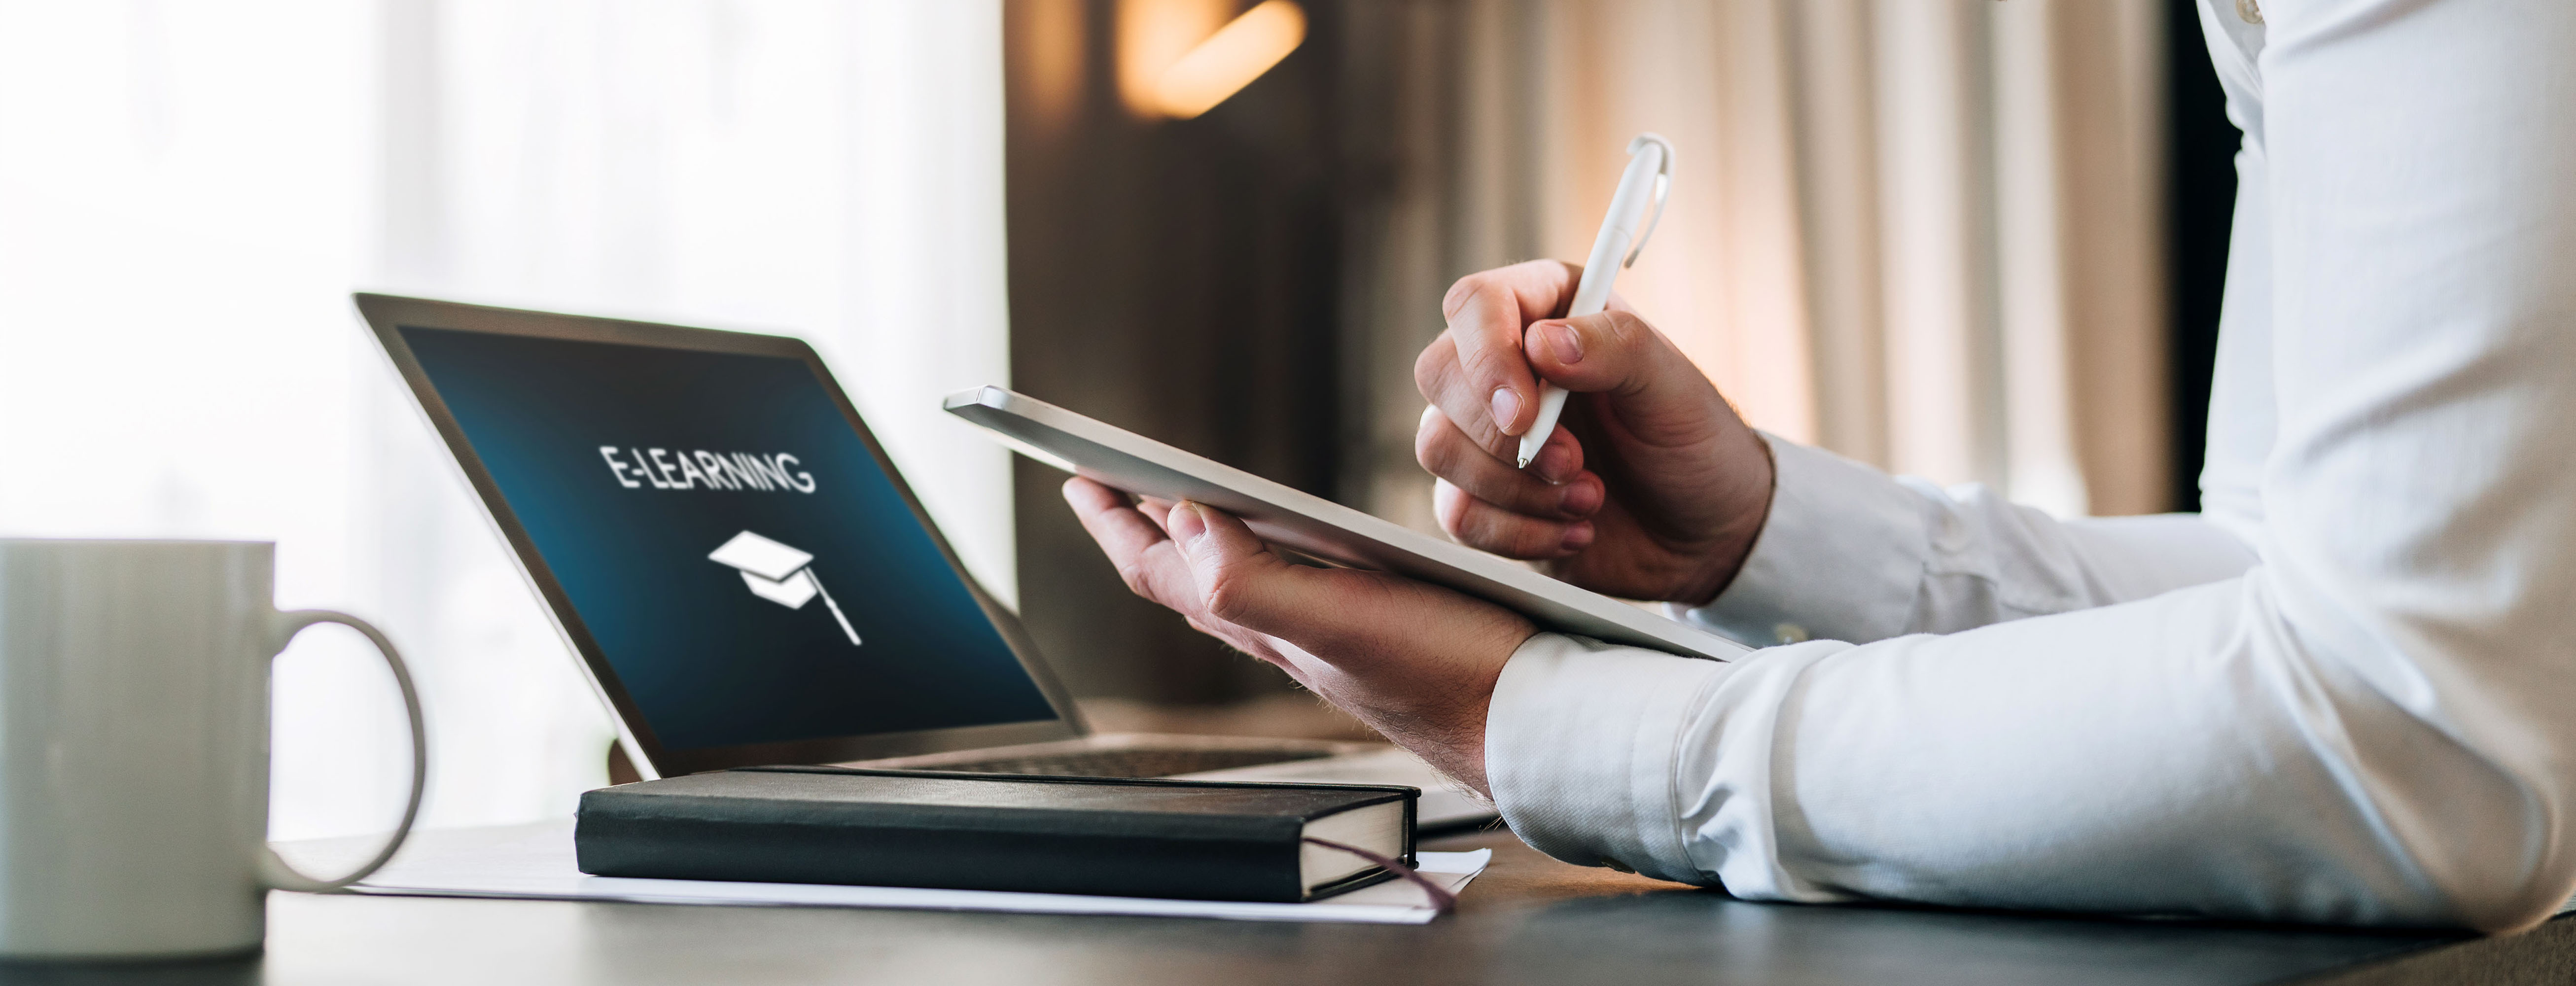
[1484, 632, 1732, 883]
[1676, 434, 1927, 645]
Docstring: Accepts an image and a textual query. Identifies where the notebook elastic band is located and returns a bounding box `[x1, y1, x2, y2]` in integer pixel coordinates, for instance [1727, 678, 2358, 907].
[1303, 837, 1457, 913]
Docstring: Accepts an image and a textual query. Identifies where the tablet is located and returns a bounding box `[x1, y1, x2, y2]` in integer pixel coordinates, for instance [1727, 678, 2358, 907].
[944, 387, 1749, 661]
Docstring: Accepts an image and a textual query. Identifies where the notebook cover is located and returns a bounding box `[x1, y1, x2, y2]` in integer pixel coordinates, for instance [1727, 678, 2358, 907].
[574, 766, 1418, 903]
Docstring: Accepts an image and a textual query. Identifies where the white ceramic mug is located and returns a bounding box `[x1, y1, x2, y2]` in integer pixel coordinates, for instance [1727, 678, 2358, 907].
[0, 539, 426, 960]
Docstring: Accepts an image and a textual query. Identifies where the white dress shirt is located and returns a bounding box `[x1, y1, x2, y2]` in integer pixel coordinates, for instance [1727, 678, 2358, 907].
[1483, 0, 2576, 932]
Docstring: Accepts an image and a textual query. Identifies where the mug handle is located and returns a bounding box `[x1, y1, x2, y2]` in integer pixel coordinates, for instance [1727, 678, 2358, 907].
[256, 609, 429, 892]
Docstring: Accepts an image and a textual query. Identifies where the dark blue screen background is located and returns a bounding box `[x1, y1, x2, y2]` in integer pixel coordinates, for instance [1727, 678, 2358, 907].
[402, 327, 1057, 751]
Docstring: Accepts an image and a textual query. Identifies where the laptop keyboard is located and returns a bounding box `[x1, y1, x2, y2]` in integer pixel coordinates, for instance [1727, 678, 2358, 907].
[926, 746, 1338, 779]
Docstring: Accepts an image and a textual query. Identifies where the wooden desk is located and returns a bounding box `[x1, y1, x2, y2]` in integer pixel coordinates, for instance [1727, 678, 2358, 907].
[4, 826, 2569, 985]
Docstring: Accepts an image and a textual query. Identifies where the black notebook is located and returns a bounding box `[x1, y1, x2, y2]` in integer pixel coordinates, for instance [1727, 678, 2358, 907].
[574, 766, 1419, 903]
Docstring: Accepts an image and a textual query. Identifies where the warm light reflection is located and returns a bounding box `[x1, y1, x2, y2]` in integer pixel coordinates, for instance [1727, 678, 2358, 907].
[1151, 0, 1305, 119]
[1116, 0, 1233, 118]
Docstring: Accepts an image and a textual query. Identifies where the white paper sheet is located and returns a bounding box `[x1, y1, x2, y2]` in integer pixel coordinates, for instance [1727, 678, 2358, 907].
[331, 821, 1488, 925]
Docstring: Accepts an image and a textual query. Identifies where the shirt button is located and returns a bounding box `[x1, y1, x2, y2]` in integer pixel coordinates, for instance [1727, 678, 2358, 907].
[1599, 858, 1636, 874]
[1773, 622, 1810, 644]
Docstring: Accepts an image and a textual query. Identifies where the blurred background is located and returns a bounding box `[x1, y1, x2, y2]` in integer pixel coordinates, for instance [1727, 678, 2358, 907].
[0, 0, 2234, 840]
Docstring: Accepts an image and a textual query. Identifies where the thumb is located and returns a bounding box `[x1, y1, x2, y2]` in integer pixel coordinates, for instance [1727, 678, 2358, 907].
[1165, 501, 1326, 636]
[1521, 309, 1735, 446]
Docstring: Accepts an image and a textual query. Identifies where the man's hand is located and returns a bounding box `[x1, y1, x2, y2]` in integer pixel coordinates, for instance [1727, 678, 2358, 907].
[1063, 477, 1533, 795]
[1415, 260, 1775, 605]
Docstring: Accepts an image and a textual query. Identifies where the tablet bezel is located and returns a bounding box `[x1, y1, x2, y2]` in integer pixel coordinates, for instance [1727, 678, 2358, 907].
[944, 386, 1752, 662]
[355, 294, 1086, 779]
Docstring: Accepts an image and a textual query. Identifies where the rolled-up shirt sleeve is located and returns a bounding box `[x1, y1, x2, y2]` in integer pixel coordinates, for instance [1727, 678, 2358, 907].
[1489, 0, 2576, 932]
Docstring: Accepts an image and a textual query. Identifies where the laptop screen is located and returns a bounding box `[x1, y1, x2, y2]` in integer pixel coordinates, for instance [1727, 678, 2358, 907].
[397, 325, 1058, 755]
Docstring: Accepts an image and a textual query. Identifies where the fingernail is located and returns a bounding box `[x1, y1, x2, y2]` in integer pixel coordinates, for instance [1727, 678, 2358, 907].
[1490, 387, 1521, 433]
[1561, 522, 1595, 552]
[1544, 321, 1584, 365]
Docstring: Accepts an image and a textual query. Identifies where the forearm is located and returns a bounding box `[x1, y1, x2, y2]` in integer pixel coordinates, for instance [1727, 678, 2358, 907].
[1492, 581, 2572, 929]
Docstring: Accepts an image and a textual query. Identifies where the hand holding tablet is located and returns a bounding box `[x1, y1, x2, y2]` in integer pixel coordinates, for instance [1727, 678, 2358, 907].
[943, 386, 1749, 662]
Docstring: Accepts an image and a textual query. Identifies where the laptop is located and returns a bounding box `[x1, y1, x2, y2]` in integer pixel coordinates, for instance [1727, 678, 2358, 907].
[353, 293, 1495, 828]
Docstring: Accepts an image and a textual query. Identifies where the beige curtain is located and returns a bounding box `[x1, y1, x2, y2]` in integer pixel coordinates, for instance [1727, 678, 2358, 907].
[1344, 0, 2171, 526]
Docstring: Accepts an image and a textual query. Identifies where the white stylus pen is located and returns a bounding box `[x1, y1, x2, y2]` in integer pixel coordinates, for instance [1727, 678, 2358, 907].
[1517, 133, 1674, 469]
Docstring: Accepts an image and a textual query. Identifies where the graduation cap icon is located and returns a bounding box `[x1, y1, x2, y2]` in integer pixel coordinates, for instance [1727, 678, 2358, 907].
[707, 530, 861, 646]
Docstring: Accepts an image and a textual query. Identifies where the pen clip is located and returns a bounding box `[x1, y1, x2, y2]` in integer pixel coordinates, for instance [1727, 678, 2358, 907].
[1622, 132, 1675, 269]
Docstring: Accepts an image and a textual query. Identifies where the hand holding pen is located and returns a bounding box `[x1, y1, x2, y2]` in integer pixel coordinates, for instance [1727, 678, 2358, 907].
[1412, 135, 1776, 606]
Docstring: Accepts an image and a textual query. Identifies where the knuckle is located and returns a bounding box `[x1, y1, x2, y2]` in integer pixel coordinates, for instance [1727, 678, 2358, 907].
[1456, 501, 1558, 558]
[1454, 506, 1505, 550]
[1432, 482, 1472, 539]
[1439, 494, 1502, 550]
[1415, 422, 1459, 474]
[1501, 527, 1557, 559]
[1500, 478, 1554, 516]
[1199, 569, 1251, 623]
[1602, 310, 1660, 352]
[1438, 503, 1472, 542]
[1454, 335, 1501, 374]
[1442, 272, 1497, 320]
[1413, 338, 1450, 394]
[1112, 559, 1156, 599]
